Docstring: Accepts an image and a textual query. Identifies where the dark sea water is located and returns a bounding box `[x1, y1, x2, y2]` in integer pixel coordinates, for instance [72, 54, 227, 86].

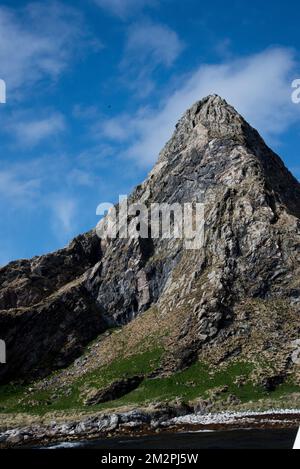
[47, 428, 298, 450]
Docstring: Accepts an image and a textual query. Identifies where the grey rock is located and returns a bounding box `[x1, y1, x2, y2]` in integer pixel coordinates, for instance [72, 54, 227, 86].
[0, 94, 300, 384]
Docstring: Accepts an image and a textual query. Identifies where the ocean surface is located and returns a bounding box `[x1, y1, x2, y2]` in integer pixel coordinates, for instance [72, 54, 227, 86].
[46, 428, 298, 450]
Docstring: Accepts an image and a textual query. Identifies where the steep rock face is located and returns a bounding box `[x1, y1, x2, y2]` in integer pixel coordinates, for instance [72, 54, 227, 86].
[0, 95, 299, 383]
[0, 232, 105, 381]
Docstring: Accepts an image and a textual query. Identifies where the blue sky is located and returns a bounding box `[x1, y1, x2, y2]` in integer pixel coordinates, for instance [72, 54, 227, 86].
[0, 0, 300, 265]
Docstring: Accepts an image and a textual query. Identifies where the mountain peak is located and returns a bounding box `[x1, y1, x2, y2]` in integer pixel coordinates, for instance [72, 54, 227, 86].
[183, 94, 246, 136]
[195, 93, 233, 110]
[154, 94, 300, 220]
[1, 95, 300, 397]
[158, 94, 254, 166]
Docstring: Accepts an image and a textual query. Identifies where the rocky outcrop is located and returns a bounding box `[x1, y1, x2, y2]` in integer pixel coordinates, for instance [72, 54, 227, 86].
[0, 95, 299, 384]
[84, 376, 144, 405]
[0, 232, 106, 381]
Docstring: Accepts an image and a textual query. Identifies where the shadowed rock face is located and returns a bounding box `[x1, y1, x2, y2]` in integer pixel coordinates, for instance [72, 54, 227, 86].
[0, 95, 299, 383]
[84, 376, 144, 405]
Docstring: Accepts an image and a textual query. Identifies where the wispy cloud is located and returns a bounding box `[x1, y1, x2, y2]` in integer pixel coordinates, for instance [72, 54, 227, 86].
[121, 20, 184, 95]
[67, 168, 96, 187]
[98, 117, 130, 141]
[121, 20, 184, 93]
[0, 154, 98, 248]
[5, 112, 66, 147]
[93, 0, 157, 19]
[50, 196, 77, 239]
[0, 1, 99, 99]
[123, 20, 183, 68]
[0, 168, 41, 204]
[100, 47, 300, 166]
[0, 154, 93, 208]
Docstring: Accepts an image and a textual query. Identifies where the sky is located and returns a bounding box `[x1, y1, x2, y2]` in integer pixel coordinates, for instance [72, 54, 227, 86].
[0, 0, 300, 265]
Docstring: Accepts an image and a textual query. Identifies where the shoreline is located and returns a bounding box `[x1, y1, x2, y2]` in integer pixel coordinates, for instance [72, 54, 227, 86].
[0, 408, 299, 449]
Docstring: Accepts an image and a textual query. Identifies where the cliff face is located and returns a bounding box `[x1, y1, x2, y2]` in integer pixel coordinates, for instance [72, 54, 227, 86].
[0, 95, 299, 385]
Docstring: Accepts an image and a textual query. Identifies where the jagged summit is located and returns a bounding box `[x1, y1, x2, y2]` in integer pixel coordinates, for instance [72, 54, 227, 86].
[184, 94, 244, 130]
[0, 96, 299, 394]
[158, 94, 254, 162]
[157, 95, 261, 177]
[154, 94, 300, 218]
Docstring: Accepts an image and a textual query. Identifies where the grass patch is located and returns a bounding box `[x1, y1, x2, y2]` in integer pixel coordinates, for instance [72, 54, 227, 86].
[104, 361, 266, 407]
[0, 384, 26, 412]
[1, 355, 299, 416]
[0, 348, 164, 415]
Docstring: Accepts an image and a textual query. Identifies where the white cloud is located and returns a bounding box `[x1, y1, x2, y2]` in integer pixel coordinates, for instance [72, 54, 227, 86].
[50, 197, 77, 238]
[0, 1, 96, 98]
[121, 20, 184, 95]
[67, 169, 95, 187]
[93, 0, 157, 18]
[0, 169, 41, 203]
[101, 47, 300, 166]
[0, 157, 80, 242]
[0, 153, 97, 210]
[0, 156, 66, 209]
[5, 112, 66, 147]
[98, 117, 130, 141]
[124, 21, 184, 68]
